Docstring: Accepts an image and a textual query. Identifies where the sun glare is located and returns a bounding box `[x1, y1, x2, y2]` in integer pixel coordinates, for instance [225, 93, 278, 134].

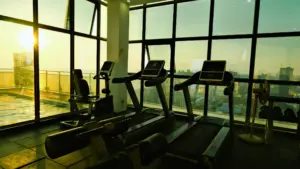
[18, 29, 46, 52]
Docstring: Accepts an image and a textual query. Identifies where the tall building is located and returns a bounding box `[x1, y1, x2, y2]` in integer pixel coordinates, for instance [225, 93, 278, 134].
[13, 52, 34, 88]
[279, 67, 294, 97]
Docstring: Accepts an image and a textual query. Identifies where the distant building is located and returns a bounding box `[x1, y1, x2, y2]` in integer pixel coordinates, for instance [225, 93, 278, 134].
[279, 67, 294, 97]
[13, 52, 34, 88]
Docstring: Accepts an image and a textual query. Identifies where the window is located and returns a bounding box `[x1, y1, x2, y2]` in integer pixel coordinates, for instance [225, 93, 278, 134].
[39, 29, 70, 118]
[75, 0, 95, 34]
[208, 82, 248, 121]
[176, 0, 210, 37]
[175, 41, 208, 75]
[0, 22, 34, 126]
[213, 0, 255, 35]
[211, 39, 252, 78]
[146, 5, 173, 39]
[144, 79, 170, 109]
[128, 44, 142, 73]
[255, 37, 300, 81]
[0, 0, 33, 21]
[101, 5, 107, 38]
[258, 0, 300, 33]
[75, 36, 97, 95]
[129, 10, 143, 40]
[146, 45, 171, 70]
[253, 83, 298, 130]
[39, 0, 69, 28]
[173, 80, 205, 115]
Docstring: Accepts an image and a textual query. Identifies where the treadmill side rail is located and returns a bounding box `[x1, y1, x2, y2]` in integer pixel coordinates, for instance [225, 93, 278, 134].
[203, 127, 230, 158]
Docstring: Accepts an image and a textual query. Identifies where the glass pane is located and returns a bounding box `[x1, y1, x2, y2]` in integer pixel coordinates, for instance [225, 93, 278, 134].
[75, 36, 97, 95]
[173, 79, 204, 115]
[175, 41, 208, 76]
[39, 29, 70, 118]
[75, 0, 95, 34]
[253, 83, 298, 130]
[127, 80, 141, 105]
[255, 37, 300, 81]
[146, 5, 173, 39]
[259, 0, 300, 33]
[39, 0, 69, 28]
[100, 41, 107, 98]
[101, 5, 107, 38]
[213, 0, 255, 35]
[144, 79, 170, 109]
[147, 45, 171, 70]
[176, 0, 210, 37]
[0, 0, 33, 21]
[128, 44, 142, 73]
[211, 39, 252, 78]
[0, 22, 34, 126]
[208, 82, 248, 121]
[129, 10, 143, 40]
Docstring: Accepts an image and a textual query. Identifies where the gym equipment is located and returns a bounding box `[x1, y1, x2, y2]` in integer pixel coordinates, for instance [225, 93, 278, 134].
[259, 105, 268, 119]
[284, 108, 297, 123]
[60, 61, 114, 129]
[239, 81, 269, 144]
[158, 60, 234, 168]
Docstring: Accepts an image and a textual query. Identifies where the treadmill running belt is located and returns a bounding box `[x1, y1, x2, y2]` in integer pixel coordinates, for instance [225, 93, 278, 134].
[167, 123, 221, 160]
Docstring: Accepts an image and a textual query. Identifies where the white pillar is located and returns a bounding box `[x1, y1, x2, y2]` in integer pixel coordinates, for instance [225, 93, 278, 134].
[107, 0, 129, 112]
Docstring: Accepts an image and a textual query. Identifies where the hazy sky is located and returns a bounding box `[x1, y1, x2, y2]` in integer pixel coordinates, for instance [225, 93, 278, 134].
[0, 0, 300, 78]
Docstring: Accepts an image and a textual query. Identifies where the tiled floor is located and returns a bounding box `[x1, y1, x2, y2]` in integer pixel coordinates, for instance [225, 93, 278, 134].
[0, 124, 97, 169]
[0, 123, 300, 169]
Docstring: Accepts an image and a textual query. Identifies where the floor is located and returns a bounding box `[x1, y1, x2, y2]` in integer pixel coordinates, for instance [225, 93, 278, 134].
[0, 123, 299, 169]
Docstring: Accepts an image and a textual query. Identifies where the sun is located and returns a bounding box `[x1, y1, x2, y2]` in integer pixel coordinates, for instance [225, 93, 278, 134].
[18, 29, 46, 52]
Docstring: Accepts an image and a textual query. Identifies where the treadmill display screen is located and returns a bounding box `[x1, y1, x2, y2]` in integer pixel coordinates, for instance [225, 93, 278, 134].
[142, 60, 165, 77]
[199, 60, 226, 81]
[201, 61, 226, 72]
[101, 61, 113, 72]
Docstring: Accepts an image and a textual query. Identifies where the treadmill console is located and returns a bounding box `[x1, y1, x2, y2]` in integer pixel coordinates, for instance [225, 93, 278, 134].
[199, 60, 226, 82]
[141, 60, 165, 78]
[100, 61, 114, 76]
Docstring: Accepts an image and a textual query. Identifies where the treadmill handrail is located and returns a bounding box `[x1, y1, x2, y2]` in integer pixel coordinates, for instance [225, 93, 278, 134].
[112, 71, 142, 83]
[174, 71, 234, 91]
[145, 69, 168, 87]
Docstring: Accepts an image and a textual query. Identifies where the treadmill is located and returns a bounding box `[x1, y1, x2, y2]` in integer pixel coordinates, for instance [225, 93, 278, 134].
[160, 60, 235, 169]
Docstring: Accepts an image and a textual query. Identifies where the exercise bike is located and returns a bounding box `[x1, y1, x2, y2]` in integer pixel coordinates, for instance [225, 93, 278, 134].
[60, 61, 114, 129]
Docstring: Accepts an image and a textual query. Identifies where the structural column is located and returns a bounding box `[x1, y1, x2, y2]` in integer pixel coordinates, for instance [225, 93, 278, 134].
[107, 0, 129, 112]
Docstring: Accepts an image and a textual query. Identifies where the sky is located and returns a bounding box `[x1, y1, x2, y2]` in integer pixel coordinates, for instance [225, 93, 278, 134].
[0, 0, 300, 79]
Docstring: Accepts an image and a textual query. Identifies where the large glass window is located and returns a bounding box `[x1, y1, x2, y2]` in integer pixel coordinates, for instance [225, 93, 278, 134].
[0, 0, 33, 21]
[211, 39, 252, 78]
[208, 82, 248, 121]
[128, 44, 142, 73]
[176, 0, 210, 37]
[0, 22, 34, 126]
[75, 0, 95, 34]
[129, 10, 143, 40]
[100, 41, 107, 98]
[146, 45, 171, 70]
[255, 37, 300, 81]
[75, 36, 97, 95]
[258, 0, 300, 33]
[213, 0, 255, 35]
[39, 29, 70, 118]
[39, 0, 69, 28]
[175, 41, 208, 76]
[146, 5, 173, 39]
